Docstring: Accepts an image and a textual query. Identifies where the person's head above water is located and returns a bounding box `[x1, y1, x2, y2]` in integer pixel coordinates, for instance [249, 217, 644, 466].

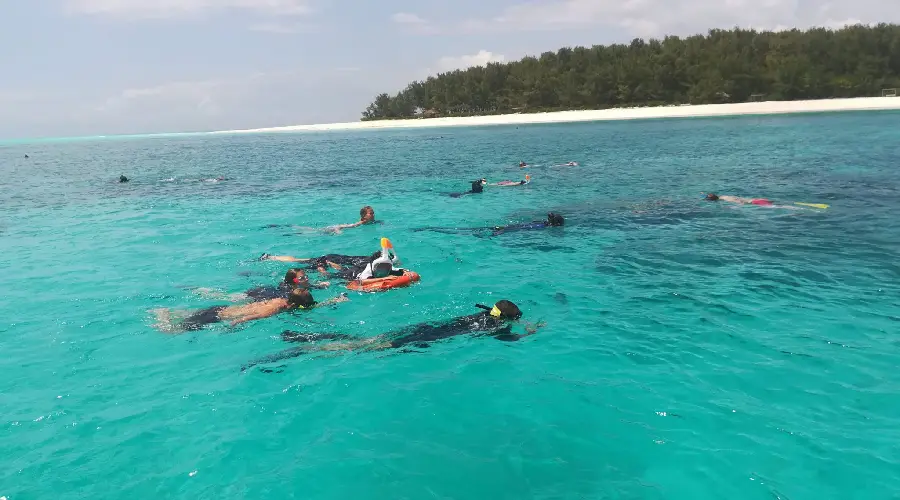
[288, 288, 316, 309]
[477, 300, 523, 320]
[119, 175, 129, 183]
[367, 249, 394, 278]
[360, 206, 375, 223]
[471, 179, 485, 192]
[547, 212, 565, 226]
[705, 193, 720, 201]
[284, 268, 308, 285]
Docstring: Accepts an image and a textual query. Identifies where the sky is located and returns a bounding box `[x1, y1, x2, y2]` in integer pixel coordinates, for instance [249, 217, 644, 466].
[0, 0, 895, 139]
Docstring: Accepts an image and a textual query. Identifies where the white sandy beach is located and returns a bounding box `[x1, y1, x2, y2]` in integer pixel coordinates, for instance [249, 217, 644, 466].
[214, 97, 900, 135]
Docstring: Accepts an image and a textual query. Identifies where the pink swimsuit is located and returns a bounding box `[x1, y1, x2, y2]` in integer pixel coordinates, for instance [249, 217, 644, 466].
[750, 199, 773, 206]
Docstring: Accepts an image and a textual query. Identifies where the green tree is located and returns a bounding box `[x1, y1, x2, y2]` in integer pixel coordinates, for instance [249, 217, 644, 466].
[361, 24, 900, 120]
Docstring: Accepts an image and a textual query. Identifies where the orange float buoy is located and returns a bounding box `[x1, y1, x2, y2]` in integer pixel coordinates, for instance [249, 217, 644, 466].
[346, 270, 421, 293]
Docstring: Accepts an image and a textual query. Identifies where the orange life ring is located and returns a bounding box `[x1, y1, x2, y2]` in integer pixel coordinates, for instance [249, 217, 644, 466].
[346, 270, 421, 292]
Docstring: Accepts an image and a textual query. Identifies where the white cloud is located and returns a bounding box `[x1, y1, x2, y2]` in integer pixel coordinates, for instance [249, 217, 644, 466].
[435, 50, 506, 73]
[248, 22, 314, 33]
[457, 0, 895, 38]
[66, 0, 311, 18]
[391, 12, 438, 34]
[392, 12, 427, 24]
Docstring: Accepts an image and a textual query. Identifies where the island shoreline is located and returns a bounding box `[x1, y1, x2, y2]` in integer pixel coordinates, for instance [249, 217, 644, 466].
[210, 97, 900, 135]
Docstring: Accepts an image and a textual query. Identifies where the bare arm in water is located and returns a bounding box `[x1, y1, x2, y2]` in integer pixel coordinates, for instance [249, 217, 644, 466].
[228, 294, 348, 326]
[717, 195, 752, 204]
[223, 299, 290, 326]
[260, 255, 312, 263]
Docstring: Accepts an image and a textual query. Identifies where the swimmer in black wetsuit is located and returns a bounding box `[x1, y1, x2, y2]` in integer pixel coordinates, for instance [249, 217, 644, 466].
[242, 300, 545, 371]
[449, 178, 487, 198]
[413, 212, 564, 237]
[490, 212, 564, 236]
[259, 252, 374, 277]
[152, 288, 349, 333]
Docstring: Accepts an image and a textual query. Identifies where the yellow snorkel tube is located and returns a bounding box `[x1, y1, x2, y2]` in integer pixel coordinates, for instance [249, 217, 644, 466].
[476, 303, 503, 317]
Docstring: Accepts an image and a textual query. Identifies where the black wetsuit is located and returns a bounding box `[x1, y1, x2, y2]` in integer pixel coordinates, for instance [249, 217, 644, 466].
[489, 221, 548, 236]
[413, 220, 551, 237]
[307, 254, 372, 280]
[242, 312, 525, 371]
[181, 306, 226, 331]
[245, 282, 294, 301]
[388, 312, 523, 347]
[450, 180, 485, 198]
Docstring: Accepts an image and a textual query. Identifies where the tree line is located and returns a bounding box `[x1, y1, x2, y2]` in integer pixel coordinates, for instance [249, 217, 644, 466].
[361, 24, 900, 120]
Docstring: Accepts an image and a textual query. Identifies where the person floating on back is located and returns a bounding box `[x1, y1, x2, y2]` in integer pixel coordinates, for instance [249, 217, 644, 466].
[703, 193, 819, 209]
[242, 300, 545, 371]
[152, 288, 348, 333]
[259, 253, 373, 278]
[493, 175, 530, 187]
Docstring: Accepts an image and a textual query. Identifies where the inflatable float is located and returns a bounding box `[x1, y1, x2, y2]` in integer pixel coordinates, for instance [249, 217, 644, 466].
[347, 270, 421, 292]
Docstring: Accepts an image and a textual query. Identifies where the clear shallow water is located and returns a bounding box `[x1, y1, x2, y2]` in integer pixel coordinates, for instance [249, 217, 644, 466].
[2, 112, 899, 499]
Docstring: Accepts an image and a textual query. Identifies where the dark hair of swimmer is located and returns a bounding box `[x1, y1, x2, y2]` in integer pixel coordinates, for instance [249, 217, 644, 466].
[484, 299, 522, 319]
[476, 299, 522, 319]
[471, 179, 484, 193]
[705, 193, 719, 201]
[496, 300, 522, 319]
[360, 206, 375, 222]
[119, 175, 129, 183]
[284, 268, 306, 284]
[288, 288, 316, 309]
[547, 213, 565, 226]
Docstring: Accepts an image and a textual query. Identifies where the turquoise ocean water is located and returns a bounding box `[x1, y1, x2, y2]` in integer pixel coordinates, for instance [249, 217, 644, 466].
[2, 112, 899, 499]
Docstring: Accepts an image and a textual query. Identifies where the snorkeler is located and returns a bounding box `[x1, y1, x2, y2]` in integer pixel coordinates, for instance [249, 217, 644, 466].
[519, 161, 528, 168]
[449, 179, 487, 198]
[703, 193, 774, 206]
[490, 211, 563, 235]
[355, 238, 403, 280]
[493, 175, 531, 186]
[242, 300, 544, 371]
[245, 268, 329, 301]
[189, 268, 328, 302]
[152, 288, 349, 333]
[413, 212, 564, 237]
[260, 252, 373, 277]
[704, 193, 826, 210]
[119, 175, 129, 183]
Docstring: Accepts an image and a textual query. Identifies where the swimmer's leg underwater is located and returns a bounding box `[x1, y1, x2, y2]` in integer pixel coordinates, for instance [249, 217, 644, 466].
[241, 332, 391, 372]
